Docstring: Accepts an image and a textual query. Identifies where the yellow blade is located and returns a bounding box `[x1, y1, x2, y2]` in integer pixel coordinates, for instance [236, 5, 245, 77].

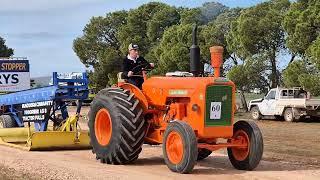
[0, 137, 31, 151]
[0, 127, 33, 143]
[27, 131, 91, 151]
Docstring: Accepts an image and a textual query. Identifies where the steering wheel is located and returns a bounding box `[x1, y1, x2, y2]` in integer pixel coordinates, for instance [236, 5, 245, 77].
[131, 63, 153, 75]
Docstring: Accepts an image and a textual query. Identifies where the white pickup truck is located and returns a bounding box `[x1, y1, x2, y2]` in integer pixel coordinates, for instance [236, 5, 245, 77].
[248, 87, 320, 122]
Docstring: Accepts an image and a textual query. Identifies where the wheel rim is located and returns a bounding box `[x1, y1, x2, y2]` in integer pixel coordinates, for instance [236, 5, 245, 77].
[232, 130, 250, 161]
[166, 131, 184, 164]
[252, 110, 259, 119]
[95, 108, 112, 146]
[285, 111, 292, 121]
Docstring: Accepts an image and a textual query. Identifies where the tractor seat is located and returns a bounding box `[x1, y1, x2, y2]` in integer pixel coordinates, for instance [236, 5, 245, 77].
[117, 72, 126, 83]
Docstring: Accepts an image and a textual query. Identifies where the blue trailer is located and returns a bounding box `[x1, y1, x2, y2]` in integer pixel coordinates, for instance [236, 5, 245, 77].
[0, 72, 91, 150]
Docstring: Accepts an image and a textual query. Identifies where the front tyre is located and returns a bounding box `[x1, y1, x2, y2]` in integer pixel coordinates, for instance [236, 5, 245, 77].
[251, 106, 262, 120]
[163, 121, 197, 174]
[227, 120, 263, 170]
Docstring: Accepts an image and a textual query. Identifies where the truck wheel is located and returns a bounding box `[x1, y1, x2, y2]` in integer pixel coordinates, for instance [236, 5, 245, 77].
[88, 88, 146, 164]
[197, 148, 212, 160]
[0, 115, 18, 128]
[227, 120, 263, 170]
[251, 106, 262, 120]
[284, 108, 298, 122]
[163, 121, 197, 174]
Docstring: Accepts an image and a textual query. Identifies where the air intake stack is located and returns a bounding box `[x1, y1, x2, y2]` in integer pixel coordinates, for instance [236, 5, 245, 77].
[210, 46, 223, 78]
[190, 25, 200, 77]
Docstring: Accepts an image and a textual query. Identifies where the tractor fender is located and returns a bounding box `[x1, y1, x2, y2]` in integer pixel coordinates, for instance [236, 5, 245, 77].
[119, 83, 148, 111]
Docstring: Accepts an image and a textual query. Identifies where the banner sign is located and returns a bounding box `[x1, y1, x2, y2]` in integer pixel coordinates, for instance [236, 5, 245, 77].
[0, 60, 30, 91]
[21, 100, 53, 122]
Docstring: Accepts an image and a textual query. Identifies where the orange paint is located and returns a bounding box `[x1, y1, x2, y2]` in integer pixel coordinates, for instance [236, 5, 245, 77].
[120, 83, 148, 111]
[114, 46, 244, 153]
[166, 131, 184, 164]
[210, 46, 223, 78]
[230, 130, 250, 161]
[94, 108, 112, 146]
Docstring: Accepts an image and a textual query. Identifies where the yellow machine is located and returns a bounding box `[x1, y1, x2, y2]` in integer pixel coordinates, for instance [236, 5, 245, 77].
[0, 72, 91, 150]
[0, 114, 90, 150]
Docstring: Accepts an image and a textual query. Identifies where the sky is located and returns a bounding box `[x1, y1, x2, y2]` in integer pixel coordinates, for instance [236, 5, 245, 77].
[0, 0, 266, 77]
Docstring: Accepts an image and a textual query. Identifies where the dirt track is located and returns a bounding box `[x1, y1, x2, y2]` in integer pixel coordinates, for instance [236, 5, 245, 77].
[0, 107, 319, 180]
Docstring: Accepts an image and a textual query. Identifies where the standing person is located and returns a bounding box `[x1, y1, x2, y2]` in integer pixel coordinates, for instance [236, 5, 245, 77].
[122, 43, 154, 89]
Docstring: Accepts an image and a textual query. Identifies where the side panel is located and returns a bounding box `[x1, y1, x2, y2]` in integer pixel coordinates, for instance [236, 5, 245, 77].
[205, 85, 232, 126]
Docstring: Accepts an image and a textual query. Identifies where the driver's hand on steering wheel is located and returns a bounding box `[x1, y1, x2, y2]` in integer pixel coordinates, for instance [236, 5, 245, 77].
[150, 63, 155, 68]
[128, 71, 134, 77]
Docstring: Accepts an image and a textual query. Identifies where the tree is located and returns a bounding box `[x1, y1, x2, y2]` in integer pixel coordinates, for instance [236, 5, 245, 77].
[201, 8, 242, 66]
[283, 0, 320, 69]
[282, 60, 308, 87]
[282, 0, 320, 95]
[146, 6, 180, 43]
[73, 11, 128, 89]
[179, 8, 203, 25]
[283, 60, 320, 96]
[200, 2, 228, 23]
[118, 2, 177, 55]
[283, 0, 320, 59]
[298, 74, 320, 96]
[0, 37, 14, 57]
[308, 37, 320, 69]
[154, 24, 194, 74]
[227, 0, 291, 88]
[228, 57, 268, 111]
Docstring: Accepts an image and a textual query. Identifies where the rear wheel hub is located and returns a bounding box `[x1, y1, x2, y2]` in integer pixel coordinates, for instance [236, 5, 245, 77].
[94, 108, 112, 146]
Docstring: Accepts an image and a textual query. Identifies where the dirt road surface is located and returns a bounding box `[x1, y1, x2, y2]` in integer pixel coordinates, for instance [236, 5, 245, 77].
[0, 107, 319, 180]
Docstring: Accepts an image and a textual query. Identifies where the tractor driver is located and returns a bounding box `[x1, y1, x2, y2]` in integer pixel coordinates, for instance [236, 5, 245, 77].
[122, 43, 154, 89]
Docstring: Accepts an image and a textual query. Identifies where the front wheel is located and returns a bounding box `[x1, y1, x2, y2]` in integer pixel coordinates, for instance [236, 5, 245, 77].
[227, 120, 263, 170]
[251, 106, 262, 120]
[163, 121, 197, 174]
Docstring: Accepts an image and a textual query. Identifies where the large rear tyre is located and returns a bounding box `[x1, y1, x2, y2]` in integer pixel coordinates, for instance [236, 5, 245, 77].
[0, 115, 18, 128]
[163, 121, 197, 174]
[197, 148, 212, 160]
[227, 120, 263, 170]
[88, 88, 146, 164]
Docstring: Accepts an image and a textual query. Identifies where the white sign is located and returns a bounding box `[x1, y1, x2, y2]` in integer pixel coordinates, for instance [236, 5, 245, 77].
[210, 102, 222, 119]
[0, 60, 30, 91]
[0, 72, 30, 91]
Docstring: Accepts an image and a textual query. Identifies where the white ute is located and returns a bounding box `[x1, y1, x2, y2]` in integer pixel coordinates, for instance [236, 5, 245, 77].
[248, 87, 320, 122]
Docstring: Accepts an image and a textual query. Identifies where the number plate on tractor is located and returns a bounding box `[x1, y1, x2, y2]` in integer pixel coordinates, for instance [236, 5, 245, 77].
[210, 102, 221, 119]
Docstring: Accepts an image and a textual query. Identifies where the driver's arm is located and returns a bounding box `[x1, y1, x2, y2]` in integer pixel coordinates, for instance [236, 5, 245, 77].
[139, 57, 153, 69]
[122, 58, 131, 78]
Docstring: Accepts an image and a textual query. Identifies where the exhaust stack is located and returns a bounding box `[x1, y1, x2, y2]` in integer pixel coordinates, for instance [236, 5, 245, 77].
[190, 25, 200, 77]
[210, 46, 223, 78]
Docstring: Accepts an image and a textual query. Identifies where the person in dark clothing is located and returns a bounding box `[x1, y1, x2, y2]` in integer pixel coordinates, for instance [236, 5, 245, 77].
[122, 43, 154, 89]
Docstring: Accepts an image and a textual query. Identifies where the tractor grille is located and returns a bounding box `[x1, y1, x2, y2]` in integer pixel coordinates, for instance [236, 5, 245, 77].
[205, 85, 232, 126]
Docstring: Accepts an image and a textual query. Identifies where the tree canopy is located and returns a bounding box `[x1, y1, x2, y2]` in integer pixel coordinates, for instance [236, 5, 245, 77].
[73, 0, 320, 96]
[0, 36, 14, 57]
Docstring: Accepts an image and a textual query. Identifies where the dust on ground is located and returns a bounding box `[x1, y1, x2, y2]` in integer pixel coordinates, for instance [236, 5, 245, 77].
[0, 106, 319, 180]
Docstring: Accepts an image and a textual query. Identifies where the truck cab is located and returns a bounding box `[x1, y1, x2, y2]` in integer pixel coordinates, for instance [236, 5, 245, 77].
[248, 87, 320, 122]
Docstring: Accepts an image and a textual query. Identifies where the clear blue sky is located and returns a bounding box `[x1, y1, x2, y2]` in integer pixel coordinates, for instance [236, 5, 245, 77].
[0, 0, 266, 77]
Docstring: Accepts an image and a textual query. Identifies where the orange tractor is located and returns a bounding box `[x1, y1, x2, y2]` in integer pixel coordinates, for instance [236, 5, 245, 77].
[88, 26, 263, 173]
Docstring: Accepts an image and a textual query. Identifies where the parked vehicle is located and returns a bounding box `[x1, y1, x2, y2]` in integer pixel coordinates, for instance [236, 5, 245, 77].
[248, 87, 320, 122]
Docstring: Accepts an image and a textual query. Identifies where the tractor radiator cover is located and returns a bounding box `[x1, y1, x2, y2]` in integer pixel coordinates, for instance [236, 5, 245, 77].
[205, 85, 232, 126]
